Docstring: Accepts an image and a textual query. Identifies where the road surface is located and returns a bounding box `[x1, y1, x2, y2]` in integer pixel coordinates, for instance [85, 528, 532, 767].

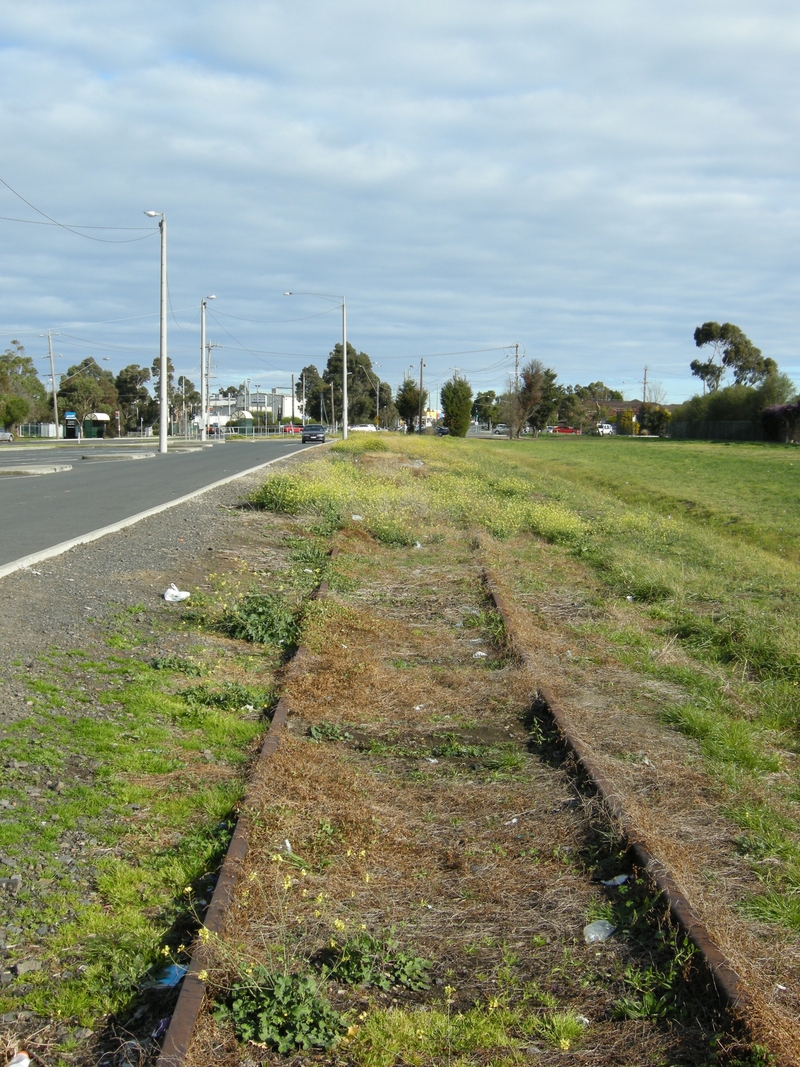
[0, 438, 311, 572]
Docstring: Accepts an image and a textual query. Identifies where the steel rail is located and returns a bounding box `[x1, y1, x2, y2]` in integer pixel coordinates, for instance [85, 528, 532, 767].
[156, 557, 337, 1067]
[483, 569, 749, 1013]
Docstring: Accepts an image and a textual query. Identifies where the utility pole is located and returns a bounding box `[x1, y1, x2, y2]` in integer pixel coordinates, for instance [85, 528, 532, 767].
[418, 358, 425, 433]
[144, 212, 168, 454]
[46, 330, 59, 436]
[514, 343, 520, 438]
[643, 365, 648, 405]
[331, 383, 336, 432]
[342, 297, 348, 439]
[291, 373, 295, 424]
[302, 372, 306, 426]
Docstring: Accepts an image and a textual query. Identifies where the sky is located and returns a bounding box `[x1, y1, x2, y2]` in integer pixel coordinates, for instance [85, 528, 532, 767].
[1, 0, 799, 405]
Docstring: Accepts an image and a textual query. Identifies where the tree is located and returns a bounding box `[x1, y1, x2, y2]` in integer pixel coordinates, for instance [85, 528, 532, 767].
[0, 340, 47, 423]
[693, 322, 776, 391]
[637, 403, 671, 436]
[0, 395, 29, 431]
[323, 343, 383, 425]
[395, 379, 426, 432]
[472, 390, 499, 427]
[441, 374, 473, 437]
[296, 365, 326, 421]
[116, 364, 155, 432]
[571, 381, 623, 402]
[151, 356, 176, 410]
[527, 368, 561, 433]
[60, 358, 120, 424]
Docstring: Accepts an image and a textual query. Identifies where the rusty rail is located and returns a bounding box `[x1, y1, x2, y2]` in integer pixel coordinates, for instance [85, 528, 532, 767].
[483, 569, 749, 1013]
[156, 557, 337, 1067]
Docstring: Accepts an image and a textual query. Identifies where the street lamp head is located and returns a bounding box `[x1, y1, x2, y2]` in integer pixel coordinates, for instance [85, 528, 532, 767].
[144, 211, 162, 217]
[207, 295, 215, 300]
[283, 292, 292, 296]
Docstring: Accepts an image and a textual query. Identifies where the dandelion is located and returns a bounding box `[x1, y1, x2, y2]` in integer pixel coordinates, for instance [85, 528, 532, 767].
[198, 970, 209, 982]
[161, 946, 170, 957]
[198, 928, 210, 943]
[488, 997, 500, 1012]
[282, 874, 293, 890]
[346, 848, 353, 857]
[559, 1039, 570, 1051]
[314, 909, 321, 918]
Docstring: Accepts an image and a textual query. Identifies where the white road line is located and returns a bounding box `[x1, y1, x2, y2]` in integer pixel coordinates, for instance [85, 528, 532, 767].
[0, 451, 300, 581]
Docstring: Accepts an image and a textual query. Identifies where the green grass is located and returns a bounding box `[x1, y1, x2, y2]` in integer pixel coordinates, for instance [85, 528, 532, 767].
[0, 658, 268, 1025]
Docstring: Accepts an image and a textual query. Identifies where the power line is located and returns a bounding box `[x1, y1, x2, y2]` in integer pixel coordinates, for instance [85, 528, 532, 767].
[0, 214, 152, 230]
[0, 175, 159, 243]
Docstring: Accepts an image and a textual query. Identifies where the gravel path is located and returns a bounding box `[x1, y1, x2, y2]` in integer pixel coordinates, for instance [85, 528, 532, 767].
[0, 454, 308, 728]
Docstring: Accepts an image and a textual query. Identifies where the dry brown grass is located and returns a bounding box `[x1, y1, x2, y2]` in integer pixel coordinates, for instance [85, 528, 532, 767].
[184, 521, 743, 1067]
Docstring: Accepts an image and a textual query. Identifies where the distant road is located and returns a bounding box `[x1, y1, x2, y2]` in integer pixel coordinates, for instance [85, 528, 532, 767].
[0, 439, 310, 573]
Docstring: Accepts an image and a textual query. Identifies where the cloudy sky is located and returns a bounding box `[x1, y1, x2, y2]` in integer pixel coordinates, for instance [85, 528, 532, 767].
[1, 0, 799, 403]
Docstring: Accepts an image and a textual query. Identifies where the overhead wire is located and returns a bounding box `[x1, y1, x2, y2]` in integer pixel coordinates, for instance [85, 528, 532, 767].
[0, 177, 159, 244]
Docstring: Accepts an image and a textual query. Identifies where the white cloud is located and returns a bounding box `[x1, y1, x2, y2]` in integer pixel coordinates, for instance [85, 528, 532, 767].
[0, 0, 798, 400]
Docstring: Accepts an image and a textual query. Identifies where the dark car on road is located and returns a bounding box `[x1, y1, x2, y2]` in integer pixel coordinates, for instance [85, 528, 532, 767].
[302, 423, 327, 443]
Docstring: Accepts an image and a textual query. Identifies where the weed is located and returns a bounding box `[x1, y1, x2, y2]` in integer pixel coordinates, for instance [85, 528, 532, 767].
[220, 592, 299, 648]
[309, 721, 353, 742]
[214, 968, 344, 1052]
[150, 654, 203, 676]
[318, 932, 431, 991]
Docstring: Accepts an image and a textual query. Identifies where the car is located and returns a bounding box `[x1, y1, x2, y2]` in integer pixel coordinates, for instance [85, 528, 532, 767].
[350, 424, 376, 432]
[0, 431, 13, 443]
[594, 422, 614, 436]
[493, 424, 509, 435]
[552, 425, 581, 434]
[302, 423, 327, 443]
[435, 425, 450, 436]
[282, 423, 302, 434]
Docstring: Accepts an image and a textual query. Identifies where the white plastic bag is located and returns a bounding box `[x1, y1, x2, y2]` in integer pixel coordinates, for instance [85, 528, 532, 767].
[163, 583, 190, 603]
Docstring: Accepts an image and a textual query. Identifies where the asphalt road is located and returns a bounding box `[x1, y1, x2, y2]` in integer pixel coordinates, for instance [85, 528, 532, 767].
[0, 438, 311, 569]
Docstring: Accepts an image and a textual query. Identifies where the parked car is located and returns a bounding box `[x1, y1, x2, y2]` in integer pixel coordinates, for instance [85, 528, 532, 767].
[0, 431, 13, 443]
[435, 425, 450, 436]
[350, 424, 376, 432]
[594, 422, 614, 436]
[282, 423, 302, 434]
[493, 424, 509, 435]
[552, 425, 581, 434]
[302, 423, 327, 443]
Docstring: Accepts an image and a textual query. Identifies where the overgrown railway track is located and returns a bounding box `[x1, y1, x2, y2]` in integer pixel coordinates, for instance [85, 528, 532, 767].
[154, 535, 769, 1067]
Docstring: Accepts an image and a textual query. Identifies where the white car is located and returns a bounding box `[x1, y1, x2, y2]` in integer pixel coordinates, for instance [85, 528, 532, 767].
[350, 424, 376, 432]
[595, 423, 614, 436]
[0, 431, 13, 443]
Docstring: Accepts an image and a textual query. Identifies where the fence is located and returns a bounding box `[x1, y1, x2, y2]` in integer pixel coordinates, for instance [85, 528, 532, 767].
[669, 420, 762, 442]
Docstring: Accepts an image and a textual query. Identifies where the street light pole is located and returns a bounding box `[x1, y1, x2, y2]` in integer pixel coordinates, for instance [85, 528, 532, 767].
[418, 358, 426, 433]
[145, 211, 168, 454]
[342, 296, 348, 440]
[200, 296, 215, 441]
[284, 291, 347, 438]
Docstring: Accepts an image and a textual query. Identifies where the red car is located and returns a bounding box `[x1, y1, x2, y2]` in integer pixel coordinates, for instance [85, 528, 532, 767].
[282, 424, 302, 434]
[552, 425, 581, 434]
